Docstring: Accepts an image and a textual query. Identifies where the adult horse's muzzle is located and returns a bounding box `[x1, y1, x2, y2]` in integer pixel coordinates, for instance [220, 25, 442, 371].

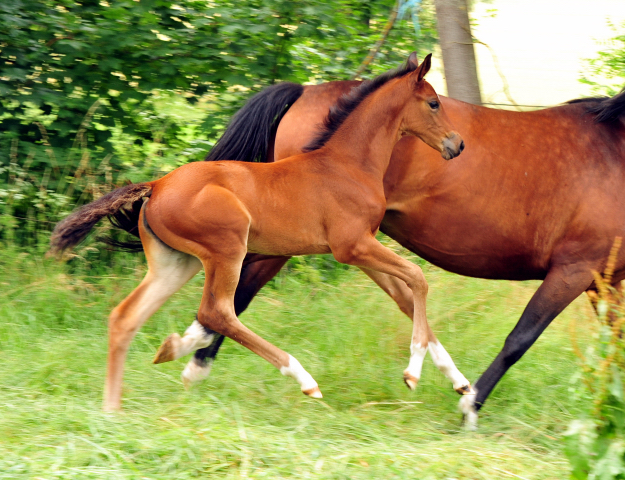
[441, 132, 464, 160]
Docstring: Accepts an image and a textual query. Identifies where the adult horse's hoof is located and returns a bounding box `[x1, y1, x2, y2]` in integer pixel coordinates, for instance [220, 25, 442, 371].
[459, 391, 478, 431]
[153, 333, 181, 364]
[303, 386, 323, 398]
[403, 372, 419, 391]
[181, 358, 213, 389]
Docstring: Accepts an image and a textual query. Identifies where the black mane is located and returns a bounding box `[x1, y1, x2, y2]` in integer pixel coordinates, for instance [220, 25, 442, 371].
[303, 60, 418, 153]
[567, 87, 625, 123]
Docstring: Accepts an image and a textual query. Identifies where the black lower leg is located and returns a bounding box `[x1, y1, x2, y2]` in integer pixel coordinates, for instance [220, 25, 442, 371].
[472, 266, 592, 411]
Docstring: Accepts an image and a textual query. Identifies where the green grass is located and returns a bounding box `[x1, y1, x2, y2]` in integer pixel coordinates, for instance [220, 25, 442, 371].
[0, 249, 594, 478]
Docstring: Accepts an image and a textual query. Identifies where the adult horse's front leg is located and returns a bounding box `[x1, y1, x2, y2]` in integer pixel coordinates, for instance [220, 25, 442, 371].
[461, 262, 594, 429]
[332, 235, 473, 395]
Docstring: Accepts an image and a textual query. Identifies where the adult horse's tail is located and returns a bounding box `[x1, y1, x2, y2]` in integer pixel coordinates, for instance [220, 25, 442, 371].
[49, 183, 153, 254]
[102, 82, 304, 247]
[206, 82, 304, 163]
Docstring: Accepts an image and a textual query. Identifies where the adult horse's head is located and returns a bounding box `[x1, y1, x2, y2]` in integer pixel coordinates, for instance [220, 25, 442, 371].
[401, 53, 464, 160]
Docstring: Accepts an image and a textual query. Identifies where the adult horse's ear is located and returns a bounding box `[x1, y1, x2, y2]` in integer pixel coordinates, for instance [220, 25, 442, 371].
[407, 51, 419, 70]
[415, 53, 432, 83]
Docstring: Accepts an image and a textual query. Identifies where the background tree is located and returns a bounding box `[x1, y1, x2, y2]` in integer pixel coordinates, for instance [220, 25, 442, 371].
[434, 0, 482, 104]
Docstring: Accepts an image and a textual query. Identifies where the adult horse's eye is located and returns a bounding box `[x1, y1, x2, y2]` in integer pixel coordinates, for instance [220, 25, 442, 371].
[428, 100, 439, 110]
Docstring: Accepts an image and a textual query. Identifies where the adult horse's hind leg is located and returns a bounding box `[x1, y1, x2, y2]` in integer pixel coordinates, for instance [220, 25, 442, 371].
[179, 254, 291, 387]
[104, 216, 202, 411]
[460, 263, 594, 429]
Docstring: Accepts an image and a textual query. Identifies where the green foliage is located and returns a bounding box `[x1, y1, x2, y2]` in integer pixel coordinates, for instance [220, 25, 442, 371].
[565, 240, 625, 479]
[0, 0, 438, 246]
[580, 22, 625, 96]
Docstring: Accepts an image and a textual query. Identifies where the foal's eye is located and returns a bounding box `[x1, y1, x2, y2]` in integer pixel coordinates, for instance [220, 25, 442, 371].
[428, 100, 440, 110]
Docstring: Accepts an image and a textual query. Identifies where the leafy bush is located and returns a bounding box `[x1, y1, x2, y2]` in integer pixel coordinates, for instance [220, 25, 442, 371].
[565, 238, 625, 479]
[1, 0, 437, 249]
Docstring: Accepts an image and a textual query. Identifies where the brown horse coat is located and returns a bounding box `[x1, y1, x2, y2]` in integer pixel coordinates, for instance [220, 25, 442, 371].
[51, 55, 469, 412]
[182, 77, 625, 427]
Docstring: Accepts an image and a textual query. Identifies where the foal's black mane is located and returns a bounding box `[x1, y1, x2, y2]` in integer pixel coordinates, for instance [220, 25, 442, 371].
[303, 60, 418, 153]
[567, 87, 625, 123]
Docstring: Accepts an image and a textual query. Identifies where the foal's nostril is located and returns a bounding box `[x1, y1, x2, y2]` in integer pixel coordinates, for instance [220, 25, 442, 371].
[459, 140, 465, 153]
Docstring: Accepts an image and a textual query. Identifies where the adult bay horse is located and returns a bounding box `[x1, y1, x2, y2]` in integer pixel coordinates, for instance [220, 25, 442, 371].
[165, 65, 625, 428]
[50, 54, 468, 412]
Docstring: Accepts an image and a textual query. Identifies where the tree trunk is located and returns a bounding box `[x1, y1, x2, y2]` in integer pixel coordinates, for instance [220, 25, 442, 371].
[434, 0, 482, 105]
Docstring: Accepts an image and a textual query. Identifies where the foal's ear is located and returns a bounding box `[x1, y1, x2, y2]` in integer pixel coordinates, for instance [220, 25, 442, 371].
[415, 53, 432, 83]
[407, 51, 419, 70]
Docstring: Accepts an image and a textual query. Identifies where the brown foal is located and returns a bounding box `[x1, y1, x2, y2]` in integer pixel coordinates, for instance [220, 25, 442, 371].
[50, 53, 466, 411]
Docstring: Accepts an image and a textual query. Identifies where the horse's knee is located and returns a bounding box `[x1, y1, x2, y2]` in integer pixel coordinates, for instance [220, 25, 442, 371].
[407, 267, 428, 295]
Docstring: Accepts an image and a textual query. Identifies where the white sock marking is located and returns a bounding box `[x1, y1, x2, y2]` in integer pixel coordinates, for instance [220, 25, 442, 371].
[182, 357, 214, 384]
[279, 355, 318, 392]
[405, 342, 428, 381]
[176, 320, 215, 358]
[428, 341, 471, 391]
[459, 391, 478, 430]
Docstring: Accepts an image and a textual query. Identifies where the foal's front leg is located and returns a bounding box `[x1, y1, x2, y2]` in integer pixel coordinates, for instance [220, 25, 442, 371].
[335, 236, 473, 394]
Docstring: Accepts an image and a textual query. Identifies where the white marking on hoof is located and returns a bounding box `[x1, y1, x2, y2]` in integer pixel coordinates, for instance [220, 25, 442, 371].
[459, 391, 478, 431]
[280, 354, 320, 396]
[181, 320, 215, 350]
[155, 320, 215, 364]
[427, 341, 472, 392]
[404, 342, 427, 389]
[182, 357, 214, 389]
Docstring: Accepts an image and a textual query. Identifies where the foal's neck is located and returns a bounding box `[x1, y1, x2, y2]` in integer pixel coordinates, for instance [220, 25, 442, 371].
[322, 78, 410, 179]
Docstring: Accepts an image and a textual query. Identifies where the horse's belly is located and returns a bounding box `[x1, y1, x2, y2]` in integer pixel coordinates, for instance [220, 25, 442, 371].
[247, 226, 331, 257]
[381, 209, 549, 281]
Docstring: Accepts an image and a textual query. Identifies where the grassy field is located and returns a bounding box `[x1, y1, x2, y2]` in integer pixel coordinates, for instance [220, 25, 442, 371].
[0, 248, 595, 479]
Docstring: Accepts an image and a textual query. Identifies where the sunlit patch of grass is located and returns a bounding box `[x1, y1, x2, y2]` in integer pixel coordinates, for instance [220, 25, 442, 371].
[0, 249, 591, 477]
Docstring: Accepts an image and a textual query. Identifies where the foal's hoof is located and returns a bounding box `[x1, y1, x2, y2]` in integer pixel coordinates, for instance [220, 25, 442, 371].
[303, 386, 323, 399]
[455, 384, 476, 396]
[403, 372, 419, 391]
[153, 333, 181, 364]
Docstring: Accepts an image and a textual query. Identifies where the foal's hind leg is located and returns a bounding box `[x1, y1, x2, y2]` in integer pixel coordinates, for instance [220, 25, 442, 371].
[333, 236, 472, 394]
[104, 223, 201, 411]
[177, 255, 290, 387]
[195, 251, 322, 398]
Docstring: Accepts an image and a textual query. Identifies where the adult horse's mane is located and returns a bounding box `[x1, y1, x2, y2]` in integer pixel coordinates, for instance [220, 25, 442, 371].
[567, 88, 625, 123]
[303, 60, 418, 153]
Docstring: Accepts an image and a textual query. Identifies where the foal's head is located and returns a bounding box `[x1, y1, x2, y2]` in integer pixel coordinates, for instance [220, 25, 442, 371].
[400, 53, 464, 160]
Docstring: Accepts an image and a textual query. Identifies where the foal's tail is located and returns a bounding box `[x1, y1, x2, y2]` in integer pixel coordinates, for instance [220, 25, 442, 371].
[49, 183, 153, 254]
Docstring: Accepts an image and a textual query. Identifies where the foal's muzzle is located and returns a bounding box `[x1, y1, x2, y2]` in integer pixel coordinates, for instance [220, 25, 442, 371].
[441, 133, 464, 160]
